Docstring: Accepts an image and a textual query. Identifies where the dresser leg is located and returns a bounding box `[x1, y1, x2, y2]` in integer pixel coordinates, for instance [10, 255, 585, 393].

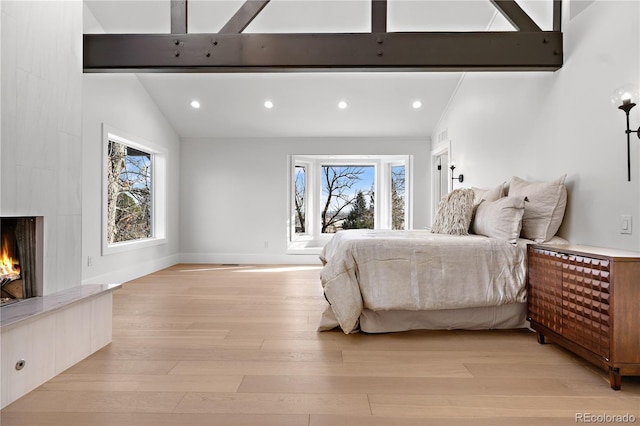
[536, 332, 546, 344]
[608, 367, 621, 390]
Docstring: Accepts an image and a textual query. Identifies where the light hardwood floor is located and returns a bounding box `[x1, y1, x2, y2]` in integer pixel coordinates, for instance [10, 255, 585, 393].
[2, 264, 639, 425]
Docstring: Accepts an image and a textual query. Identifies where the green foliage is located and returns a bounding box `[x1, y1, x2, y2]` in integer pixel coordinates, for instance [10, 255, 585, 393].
[342, 191, 374, 230]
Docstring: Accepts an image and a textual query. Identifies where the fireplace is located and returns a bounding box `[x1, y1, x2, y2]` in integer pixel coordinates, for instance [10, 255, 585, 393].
[0, 217, 43, 307]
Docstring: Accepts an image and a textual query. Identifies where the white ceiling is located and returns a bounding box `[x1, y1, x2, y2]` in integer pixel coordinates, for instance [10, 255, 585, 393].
[83, 1, 551, 139]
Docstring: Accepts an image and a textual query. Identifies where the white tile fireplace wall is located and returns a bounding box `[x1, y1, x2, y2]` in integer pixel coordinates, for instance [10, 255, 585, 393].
[0, 1, 111, 409]
[1, 1, 82, 295]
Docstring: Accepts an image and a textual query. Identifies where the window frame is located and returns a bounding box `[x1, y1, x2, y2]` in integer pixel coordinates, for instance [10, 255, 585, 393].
[288, 154, 412, 252]
[389, 161, 409, 231]
[101, 124, 167, 255]
[293, 163, 309, 235]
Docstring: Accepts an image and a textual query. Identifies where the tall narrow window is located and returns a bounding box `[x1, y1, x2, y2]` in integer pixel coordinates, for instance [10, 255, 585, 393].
[391, 165, 406, 230]
[107, 141, 152, 243]
[294, 165, 306, 234]
[321, 165, 375, 233]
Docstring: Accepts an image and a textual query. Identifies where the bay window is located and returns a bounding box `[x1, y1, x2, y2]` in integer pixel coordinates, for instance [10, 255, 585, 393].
[289, 155, 411, 251]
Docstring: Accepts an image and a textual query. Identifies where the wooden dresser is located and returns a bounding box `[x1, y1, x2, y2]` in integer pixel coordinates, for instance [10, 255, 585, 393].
[527, 243, 640, 390]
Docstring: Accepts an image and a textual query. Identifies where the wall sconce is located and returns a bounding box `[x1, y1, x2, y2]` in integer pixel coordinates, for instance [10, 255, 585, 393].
[450, 162, 464, 183]
[613, 85, 640, 181]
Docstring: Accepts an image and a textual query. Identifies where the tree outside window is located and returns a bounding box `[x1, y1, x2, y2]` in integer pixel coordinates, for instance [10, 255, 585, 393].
[342, 191, 374, 230]
[391, 165, 406, 230]
[107, 141, 152, 244]
[320, 165, 374, 233]
[294, 165, 306, 234]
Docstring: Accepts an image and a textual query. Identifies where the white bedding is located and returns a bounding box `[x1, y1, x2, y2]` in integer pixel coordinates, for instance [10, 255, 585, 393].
[319, 229, 535, 334]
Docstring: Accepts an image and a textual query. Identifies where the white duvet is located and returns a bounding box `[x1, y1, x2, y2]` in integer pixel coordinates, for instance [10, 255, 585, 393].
[319, 229, 532, 334]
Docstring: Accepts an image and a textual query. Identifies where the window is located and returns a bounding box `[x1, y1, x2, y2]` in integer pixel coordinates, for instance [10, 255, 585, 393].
[289, 155, 411, 251]
[294, 165, 306, 233]
[102, 125, 166, 255]
[321, 165, 375, 233]
[391, 165, 406, 230]
[106, 141, 152, 243]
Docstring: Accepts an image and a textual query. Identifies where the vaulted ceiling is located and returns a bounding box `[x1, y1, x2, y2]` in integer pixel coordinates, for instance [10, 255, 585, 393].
[84, 0, 556, 139]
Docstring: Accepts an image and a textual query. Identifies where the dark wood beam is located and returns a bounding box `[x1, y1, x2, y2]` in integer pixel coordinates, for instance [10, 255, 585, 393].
[371, 0, 387, 33]
[490, 0, 542, 31]
[553, 0, 562, 32]
[83, 31, 562, 73]
[170, 0, 187, 34]
[219, 0, 270, 34]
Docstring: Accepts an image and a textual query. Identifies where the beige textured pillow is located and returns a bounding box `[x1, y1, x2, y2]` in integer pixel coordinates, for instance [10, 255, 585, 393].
[470, 183, 505, 233]
[507, 175, 567, 243]
[473, 196, 526, 243]
[471, 187, 488, 205]
[431, 188, 475, 236]
[472, 183, 505, 205]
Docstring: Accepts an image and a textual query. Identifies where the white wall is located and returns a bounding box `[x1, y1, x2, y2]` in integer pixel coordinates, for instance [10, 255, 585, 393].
[1, 1, 83, 295]
[81, 5, 181, 284]
[180, 137, 430, 264]
[432, 0, 640, 251]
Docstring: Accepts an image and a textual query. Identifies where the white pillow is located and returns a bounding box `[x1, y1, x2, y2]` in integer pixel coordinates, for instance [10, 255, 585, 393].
[507, 175, 567, 243]
[431, 188, 475, 236]
[473, 196, 526, 243]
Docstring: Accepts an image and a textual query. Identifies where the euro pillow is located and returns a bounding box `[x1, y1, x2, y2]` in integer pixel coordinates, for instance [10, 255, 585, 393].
[473, 196, 526, 243]
[431, 188, 475, 236]
[507, 175, 567, 243]
[471, 183, 505, 205]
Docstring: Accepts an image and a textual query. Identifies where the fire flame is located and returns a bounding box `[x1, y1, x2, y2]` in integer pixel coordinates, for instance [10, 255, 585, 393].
[0, 234, 20, 278]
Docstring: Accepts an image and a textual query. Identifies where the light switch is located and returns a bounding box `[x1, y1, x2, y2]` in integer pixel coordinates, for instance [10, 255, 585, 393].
[621, 215, 632, 234]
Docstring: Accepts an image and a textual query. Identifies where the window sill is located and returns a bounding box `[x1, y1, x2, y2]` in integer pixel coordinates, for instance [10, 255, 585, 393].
[102, 237, 167, 256]
[286, 247, 323, 255]
[287, 237, 331, 254]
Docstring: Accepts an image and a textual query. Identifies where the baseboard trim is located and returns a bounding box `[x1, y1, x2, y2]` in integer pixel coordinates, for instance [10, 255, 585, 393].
[82, 254, 180, 285]
[180, 253, 322, 265]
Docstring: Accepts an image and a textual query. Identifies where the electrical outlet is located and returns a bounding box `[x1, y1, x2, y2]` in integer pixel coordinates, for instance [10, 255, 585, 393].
[87, 256, 93, 266]
[620, 215, 632, 235]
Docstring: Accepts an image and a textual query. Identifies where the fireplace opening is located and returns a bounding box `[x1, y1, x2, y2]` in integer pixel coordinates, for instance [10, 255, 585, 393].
[1, 217, 42, 307]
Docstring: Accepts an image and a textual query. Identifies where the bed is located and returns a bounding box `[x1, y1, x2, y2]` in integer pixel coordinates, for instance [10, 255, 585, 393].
[318, 175, 568, 334]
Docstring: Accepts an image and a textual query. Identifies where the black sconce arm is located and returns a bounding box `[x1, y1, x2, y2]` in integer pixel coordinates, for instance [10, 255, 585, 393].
[449, 164, 464, 183]
[618, 100, 639, 181]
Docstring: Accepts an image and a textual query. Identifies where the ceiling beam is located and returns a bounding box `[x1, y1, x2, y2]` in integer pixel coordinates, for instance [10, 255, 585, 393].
[219, 0, 271, 34]
[170, 0, 187, 34]
[83, 31, 562, 73]
[490, 0, 542, 31]
[371, 0, 387, 33]
[553, 0, 562, 32]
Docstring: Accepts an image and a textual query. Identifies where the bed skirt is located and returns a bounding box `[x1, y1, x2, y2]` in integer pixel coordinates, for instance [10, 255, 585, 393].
[318, 302, 528, 333]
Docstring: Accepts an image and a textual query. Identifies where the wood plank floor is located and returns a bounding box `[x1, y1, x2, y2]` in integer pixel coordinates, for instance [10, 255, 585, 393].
[2, 264, 639, 425]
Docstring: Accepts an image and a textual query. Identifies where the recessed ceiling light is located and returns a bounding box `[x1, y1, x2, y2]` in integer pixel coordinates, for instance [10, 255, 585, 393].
[412, 100, 422, 109]
[338, 101, 348, 109]
[190, 100, 201, 109]
[264, 100, 274, 109]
